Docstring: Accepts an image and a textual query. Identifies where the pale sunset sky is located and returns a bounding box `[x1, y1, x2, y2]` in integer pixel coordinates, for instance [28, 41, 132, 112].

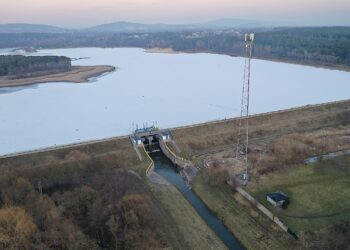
[0, 0, 349, 27]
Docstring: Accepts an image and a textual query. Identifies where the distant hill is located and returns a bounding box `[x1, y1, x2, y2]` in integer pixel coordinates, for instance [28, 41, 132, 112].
[86, 19, 262, 33]
[0, 23, 70, 33]
[86, 21, 190, 33]
[2, 20, 348, 34]
[0, 19, 264, 34]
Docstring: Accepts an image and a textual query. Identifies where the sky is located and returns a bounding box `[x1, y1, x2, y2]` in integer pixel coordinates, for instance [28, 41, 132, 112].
[0, 0, 350, 28]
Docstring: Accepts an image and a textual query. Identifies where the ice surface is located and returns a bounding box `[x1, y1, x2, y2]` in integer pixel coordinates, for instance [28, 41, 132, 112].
[0, 47, 349, 155]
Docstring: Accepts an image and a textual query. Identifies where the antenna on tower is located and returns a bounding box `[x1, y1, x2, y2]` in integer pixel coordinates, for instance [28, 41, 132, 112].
[235, 33, 254, 182]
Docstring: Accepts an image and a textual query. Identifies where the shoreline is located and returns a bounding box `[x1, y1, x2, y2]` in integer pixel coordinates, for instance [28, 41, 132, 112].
[0, 65, 115, 88]
[144, 47, 177, 54]
[252, 56, 350, 73]
[144, 47, 350, 72]
[6, 46, 349, 72]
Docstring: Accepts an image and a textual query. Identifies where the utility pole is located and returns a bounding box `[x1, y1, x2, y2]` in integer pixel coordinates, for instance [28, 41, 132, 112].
[207, 32, 210, 51]
[37, 179, 43, 196]
[235, 33, 254, 182]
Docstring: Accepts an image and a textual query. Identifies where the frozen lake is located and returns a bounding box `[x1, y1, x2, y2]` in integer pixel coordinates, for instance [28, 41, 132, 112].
[0, 47, 349, 155]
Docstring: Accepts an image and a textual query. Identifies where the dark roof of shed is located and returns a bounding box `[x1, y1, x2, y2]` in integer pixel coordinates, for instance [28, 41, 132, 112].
[267, 192, 289, 202]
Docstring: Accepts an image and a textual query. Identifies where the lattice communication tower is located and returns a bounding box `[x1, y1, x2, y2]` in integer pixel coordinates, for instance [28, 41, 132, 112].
[235, 33, 254, 181]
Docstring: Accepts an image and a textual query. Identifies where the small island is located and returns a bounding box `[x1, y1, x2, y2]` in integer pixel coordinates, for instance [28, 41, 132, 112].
[0, 55, 115, 87]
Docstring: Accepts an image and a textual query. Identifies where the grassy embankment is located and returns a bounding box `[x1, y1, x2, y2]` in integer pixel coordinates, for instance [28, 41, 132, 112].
[249, 156, 350, 232]
[139, 148, 226, 249]
[168, 100, 350, 249]
[193, 155, 350, 249]
[171, 100, 350, 158]
[193, 172, 296, 249]
[0, 137, 226, 249]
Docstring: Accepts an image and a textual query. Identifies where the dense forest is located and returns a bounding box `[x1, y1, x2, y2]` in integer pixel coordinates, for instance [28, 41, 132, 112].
[0, 55, 71, 78]
[0, 145, 169, 249]
[254, 27, 350, 66]
[0, 27, 349, 68]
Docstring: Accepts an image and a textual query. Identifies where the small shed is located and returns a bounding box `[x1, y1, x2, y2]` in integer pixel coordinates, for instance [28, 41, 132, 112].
[266, 191, 289, 209]
[160, 131, 171, 141]
[132, 135, 143, 146]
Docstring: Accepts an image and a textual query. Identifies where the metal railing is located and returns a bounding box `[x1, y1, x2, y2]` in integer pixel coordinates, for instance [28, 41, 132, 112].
[162, 140, 192, 164]
[142, 145, 154, 175]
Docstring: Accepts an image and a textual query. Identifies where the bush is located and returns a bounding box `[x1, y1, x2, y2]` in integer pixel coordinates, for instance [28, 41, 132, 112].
[340, 110, 350, 125]
[203, 158, 235, 186]
[270, 134, 309, 164]
[0, 206, 37, 249]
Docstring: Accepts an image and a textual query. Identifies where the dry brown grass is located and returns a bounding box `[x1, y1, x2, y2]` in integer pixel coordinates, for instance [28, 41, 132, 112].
[204, 158, 234, 186]
[298, 223, 350, 249]
[249, 126, 350, 176]
[168, 101, 350, 186]
[171, 100, 350, 158]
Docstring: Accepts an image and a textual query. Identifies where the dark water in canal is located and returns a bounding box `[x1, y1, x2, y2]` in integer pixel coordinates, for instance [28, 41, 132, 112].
[150, 151, 244, 250]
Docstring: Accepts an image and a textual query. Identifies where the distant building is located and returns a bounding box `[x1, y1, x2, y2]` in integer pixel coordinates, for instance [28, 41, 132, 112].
[160, 131, 171, 141]
[131, 135, 142, 146]
[134, 125, 157, 134]
[266, 191, 289, 209]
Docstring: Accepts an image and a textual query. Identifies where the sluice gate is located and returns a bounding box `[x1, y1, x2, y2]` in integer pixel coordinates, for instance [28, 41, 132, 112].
[130, 126, 195, 185]
[129, 126, 178, 159]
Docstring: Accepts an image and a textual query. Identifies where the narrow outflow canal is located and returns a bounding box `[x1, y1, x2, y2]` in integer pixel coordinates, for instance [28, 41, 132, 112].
[150, 151, 244, 250]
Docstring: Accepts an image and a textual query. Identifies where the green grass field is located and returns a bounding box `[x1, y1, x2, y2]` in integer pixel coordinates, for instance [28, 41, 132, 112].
[248, 155, 350, 233]
[192, 174, 296, 250]
[148, 182, 227, 250]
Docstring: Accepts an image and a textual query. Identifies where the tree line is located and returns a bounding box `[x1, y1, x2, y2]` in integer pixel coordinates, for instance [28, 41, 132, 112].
[0, 27, 349, 68]
[0, 55, 71, 78]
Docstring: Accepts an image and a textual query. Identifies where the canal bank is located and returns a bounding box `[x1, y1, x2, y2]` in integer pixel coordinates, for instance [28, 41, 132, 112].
[150, 151, 244, 250]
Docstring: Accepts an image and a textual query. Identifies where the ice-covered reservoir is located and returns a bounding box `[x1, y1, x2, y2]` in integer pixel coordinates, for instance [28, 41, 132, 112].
[0, 47, 349, 155]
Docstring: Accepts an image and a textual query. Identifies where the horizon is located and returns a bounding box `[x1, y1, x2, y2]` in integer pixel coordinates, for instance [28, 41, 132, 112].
[1, 18, 350, 30]
[0, 0, 350, 28]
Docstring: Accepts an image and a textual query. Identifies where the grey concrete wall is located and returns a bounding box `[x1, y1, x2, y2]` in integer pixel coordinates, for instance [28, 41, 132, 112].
[159, 139, 191, 169]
